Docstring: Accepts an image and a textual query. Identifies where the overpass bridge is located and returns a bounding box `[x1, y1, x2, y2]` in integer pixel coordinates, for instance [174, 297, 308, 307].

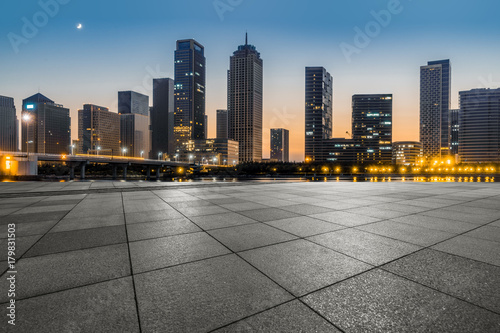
[0, 152, 194, 180]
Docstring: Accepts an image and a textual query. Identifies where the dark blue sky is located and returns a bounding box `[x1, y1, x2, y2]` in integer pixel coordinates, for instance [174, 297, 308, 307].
[1, 0, 500, 160]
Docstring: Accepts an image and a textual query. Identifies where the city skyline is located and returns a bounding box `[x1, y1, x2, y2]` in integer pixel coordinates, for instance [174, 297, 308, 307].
[1, 0, 500, 161]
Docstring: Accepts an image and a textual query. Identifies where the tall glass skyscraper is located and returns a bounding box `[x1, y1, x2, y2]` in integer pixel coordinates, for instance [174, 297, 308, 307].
[174, 39, 206, 155]
[78, 104, 120, 155]
[216, 109, 228, 139]
[352, 94, 393, 164]
[118, 91, 150, 157]
[228, 34, 263, 162]
[305, 67, 333, 162]
[151, 78, 175, 157]
[459, 88, 500, 162]
[21, 93, 71, 155]
[270, 128, 289, 162]
[420, 59, 451, 160]
[0, 95, 18, 152]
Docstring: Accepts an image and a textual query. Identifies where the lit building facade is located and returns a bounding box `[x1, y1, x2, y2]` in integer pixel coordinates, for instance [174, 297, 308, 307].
[352, 94, 393, 164]
[21, 93, 71, 155]
[270, 128, 289, 162]
[118, 90, 150, 158]
[305, 67, 333, 162]
[322, 138, 359, 163]
[459, 88, 500, 163]
[176, 139, 239, 165]
[174, 39, 206, 150]
[228, 34, 263, 162]
[78, 104, 120, 155]
[449, 109, 460, 156]
[216, 109, 228, 139]
[0, 95, 18, 152]
[151, 78, 175, 158]
[420, 59, 451, 160]
[392, 141, 423, 165]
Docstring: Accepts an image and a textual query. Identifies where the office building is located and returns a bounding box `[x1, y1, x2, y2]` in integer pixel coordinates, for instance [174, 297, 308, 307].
[322, 138, 359, 163]
[0, 95, 18, 152]
[118, 91, 150, 157]
[176, 139, 239, 165]
[305, 67, 333, 162]
[420, 59, 451, 160]
[216, 109, 228, 139]
[174, 39, 206, 151]
[78, 104, 120, 155]
[449, 109, 460, 156]
[270, 128, 289, 162]
[118, 91, 149, 116]
[459, 88, 500, 162]
[151, 78, 175, 158]
[21, 93, 71, 155]
[392, 141, 423, 165]
[352, 94, 393, 163]
[228, 34, 263, 162]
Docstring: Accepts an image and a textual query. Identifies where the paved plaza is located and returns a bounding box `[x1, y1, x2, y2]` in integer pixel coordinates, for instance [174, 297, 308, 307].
[1, 180, 500, 332]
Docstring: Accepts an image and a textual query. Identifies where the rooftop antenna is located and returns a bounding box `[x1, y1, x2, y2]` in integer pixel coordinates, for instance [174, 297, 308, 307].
[245, 31, 248, 45]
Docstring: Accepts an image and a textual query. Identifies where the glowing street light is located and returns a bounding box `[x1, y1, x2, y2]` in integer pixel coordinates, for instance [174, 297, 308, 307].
[22, 113, 33, 159]
[158, 152, 162, 161]
[122, 147, 127, 157]
[96, 146, 101, 156]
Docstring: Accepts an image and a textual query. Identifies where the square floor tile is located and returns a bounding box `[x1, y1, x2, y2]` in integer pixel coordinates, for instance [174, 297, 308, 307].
[309, 211, 381, 227]
[189, 212, 258, 230]
[266, 216, 344, 237]
[126, 209, 185, 224]
[240, 239, 371, 296]
[389, 214, 477, 234]
[308, 229, 421, 265]
[12, 277, 139, 333]
[357, 220, 455, 246]
[129, 232, 230, 273]
[239, 208, 300, 222]
[126, 218, 201, 241]
[134, 254, 293, 332]
[432, 235, 500, 266]
[463, 225, 500, 243]
[0, 244, 130, 302]
[302, 269, 500, 333]
[51, 214, 125, 233]
[383, 249, 500, 313]
[208, 224, 297, 252]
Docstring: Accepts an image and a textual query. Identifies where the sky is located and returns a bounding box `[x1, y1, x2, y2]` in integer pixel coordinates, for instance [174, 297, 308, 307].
[1, 0, 500, 162]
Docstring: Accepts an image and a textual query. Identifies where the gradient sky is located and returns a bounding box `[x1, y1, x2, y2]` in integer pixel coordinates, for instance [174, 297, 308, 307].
[1, 0, 500, 161]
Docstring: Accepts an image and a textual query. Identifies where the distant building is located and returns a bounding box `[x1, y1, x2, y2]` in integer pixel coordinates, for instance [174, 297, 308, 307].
[78, 104, 120, 155]
[151, 78, 175, 158]
[459, 88, 500, 162]
[216, 109, 228, 139]
[305, 67, 333, 162]
[392, 141, 423, 165]
[449, 109, 460, 156]
[204, 115, 208, 139]
[420, 59, 451, 160]
[174, 39, 206, 151]
[21, 93, 71, 155]
[352, 94, 393, 164]
[176, 139, 239, 165]
[118, 91, 149, 116]
[118, 91, 150, 157]
[228, 34, 263, 162]
[270, 128, 289, 162]
[322, 138, 358, 163]
[0, 95, 18, 152]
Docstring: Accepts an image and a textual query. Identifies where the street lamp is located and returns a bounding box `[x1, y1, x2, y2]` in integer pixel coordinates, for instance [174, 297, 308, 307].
[158, 152, 162, 161]
[141, 150, 144, 158]
[189, 154, 194, 164]
[213, 157, 218, 165]
[71, 144, 75, 155]
[175, 154, 179, 162]
[122, 148, 127, 157]
[96, 146, 101, 156]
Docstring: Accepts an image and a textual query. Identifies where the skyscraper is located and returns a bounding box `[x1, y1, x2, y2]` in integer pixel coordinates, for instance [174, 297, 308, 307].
[118, 91, 150, 157]
[449, 109, 460, 156]
[459, 88, 500, 162]
[216, 109, 228, 139]
[174, 39, 206, 154]
[151, 78, 175, 157]
[305, 67, 333, 162]
[420, 59, 451, 160]
[270, 128, 289, 162]
[78, 104, 120, 155]
[228, 34, 263, 162]
[21, 93, 71, 155]
[0, 95, 17, 152]
[352, 94, 393, 164]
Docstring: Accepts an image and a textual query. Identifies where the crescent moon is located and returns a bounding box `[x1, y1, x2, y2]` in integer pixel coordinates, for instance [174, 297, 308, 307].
[77, 23, 82, 29]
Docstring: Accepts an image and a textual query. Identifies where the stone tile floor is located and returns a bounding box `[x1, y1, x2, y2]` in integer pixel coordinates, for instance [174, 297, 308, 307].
[1, 181, 500, 332]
